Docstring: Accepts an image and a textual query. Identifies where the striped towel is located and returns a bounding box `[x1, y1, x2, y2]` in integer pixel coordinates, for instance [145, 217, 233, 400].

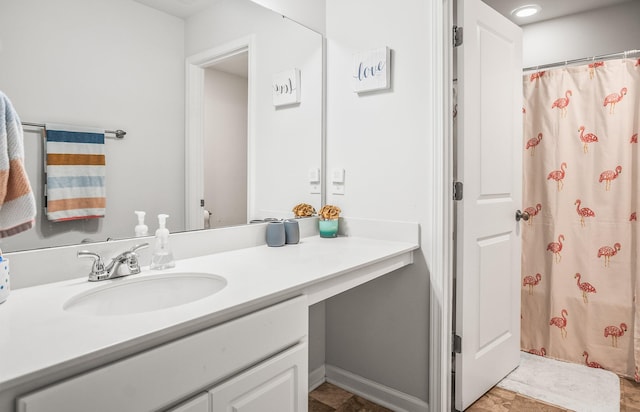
[45, 123, 106, 222]
[0, 91, 37, 237]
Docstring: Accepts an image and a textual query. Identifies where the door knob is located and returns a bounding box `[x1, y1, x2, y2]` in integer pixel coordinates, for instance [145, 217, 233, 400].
[515, 210, 530, 222]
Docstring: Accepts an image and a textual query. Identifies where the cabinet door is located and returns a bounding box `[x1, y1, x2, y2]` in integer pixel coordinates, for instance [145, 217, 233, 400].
[167, 393, 209, 412]
[16, 296, 307, 412]
[209, 342, 308, 412]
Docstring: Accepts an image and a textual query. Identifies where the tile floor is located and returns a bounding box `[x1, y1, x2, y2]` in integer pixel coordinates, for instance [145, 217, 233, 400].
[466, 376, 640, 411]
[308, 382, 392, 412]
[310, 377, 640, 411]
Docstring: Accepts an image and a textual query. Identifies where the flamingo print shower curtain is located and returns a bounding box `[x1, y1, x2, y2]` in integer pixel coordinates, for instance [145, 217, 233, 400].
[521, 57, 640, 379]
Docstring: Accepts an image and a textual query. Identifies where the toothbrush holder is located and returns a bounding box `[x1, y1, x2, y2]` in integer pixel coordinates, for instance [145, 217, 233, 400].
[266, 221, 286, 247]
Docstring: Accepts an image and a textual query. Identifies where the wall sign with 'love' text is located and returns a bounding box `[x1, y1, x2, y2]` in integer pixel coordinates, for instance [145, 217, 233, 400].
[272, 68, 301, 107]
[352, 47, 391, 93]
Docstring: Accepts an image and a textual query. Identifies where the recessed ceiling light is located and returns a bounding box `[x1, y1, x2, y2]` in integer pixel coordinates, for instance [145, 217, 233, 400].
[511, 4, 541, 18]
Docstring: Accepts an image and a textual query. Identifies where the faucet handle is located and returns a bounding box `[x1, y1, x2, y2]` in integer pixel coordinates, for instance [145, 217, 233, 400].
[77, 250, 108, 281]
[129, 243, 149, 254]
[124, 243, 149, 275]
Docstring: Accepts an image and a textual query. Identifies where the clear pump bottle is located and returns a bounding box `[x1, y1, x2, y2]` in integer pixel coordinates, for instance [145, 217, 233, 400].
[134, 211, 148, 237]
[150, 214, 175, 270]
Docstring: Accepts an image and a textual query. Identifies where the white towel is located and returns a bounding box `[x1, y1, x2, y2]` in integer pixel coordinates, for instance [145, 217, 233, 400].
[0, 91, 37, 237]
[45, 123, 106, 222]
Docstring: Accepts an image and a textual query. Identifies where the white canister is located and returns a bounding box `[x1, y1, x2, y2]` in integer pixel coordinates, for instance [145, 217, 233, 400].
[0, 259, 9, 304]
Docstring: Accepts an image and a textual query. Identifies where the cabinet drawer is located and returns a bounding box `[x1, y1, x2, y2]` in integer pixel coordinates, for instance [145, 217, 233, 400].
[17, 296, 307, 412]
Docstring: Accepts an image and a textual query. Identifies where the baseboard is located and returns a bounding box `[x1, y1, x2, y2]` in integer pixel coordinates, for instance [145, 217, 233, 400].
[324, 364, 429, 412]
[308, 365, 326, 391]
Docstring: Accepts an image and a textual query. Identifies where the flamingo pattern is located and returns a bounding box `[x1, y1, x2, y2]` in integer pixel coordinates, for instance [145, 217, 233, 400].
[521, 58, 638, 379]
[597, 243, 621, 267]
[547, 162, 567, 191]
[588, 61, 604, 79]
[603, 87, 627, 114]
[549, 309, 568, 338]
[598, 165, 621, 191]
[582, 351, 604, 369]
[604, 323, 627, 348]
[574, 273, 596, 303]
[529, 71, 545, 82]
[522, 273, 541, 295]
[546, 235, 564, 263]
[577, 126, 598, 153]
[551, 90, 572, 117]
[525, 133, 543, 156]
[523, 203, 542, 225]
[574, 199, 595, 227]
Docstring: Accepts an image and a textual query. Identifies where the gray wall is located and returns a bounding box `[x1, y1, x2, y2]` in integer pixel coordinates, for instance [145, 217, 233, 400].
[523, 1, 640, 67]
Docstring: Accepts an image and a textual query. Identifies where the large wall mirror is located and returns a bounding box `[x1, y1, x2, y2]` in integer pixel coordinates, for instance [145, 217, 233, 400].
[0, 0, 323, 253]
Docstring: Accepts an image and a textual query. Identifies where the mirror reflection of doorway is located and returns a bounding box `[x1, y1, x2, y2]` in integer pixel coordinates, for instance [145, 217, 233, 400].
[203, 51, 248, 229]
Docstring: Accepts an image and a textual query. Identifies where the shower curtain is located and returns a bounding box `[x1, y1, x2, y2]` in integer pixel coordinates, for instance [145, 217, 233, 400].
[521, 57, 640, 379]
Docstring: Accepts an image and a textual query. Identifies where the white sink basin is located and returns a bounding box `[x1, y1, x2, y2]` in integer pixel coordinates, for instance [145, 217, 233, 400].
[63, 273, 227, 316]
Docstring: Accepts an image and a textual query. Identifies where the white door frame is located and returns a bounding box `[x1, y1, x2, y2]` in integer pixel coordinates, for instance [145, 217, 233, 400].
[429, 0, 454, 411]
[185, 36, 256, 231]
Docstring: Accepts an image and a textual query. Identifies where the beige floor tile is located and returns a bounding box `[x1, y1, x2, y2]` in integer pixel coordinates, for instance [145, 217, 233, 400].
[309, 396, 337, 412]
[309, 382, 354, 409]
[621, 377, 640, 410]
[334, 395, 393, 412]
[465, 390, 512, 412]
[510, 395, 569, 411]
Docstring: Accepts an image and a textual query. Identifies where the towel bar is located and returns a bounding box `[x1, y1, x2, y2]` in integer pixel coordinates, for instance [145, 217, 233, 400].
[21, 122, 126, 139]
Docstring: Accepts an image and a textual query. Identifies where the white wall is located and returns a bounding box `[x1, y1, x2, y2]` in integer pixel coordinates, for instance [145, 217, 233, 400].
[251, 0, 326, 34]
[324, 0, 432, 403]
[0, 0, 185, 251]
[523, 1, 640, 67]
[185, 0, 323, 220]
[204, 68, 248, 228]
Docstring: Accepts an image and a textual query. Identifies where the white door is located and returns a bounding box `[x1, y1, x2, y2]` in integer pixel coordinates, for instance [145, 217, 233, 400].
[454, 0, 523, 410]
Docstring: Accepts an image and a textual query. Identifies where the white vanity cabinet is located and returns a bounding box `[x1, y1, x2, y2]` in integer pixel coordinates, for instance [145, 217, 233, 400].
[167, 393, 209, 412]
[169, 342, 307, 412]
[16, 296, 308, 412]
[208, 342, 307, 411]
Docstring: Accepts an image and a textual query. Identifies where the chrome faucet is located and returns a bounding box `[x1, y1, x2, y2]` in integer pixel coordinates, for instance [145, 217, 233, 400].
[78, 243, 149, 282]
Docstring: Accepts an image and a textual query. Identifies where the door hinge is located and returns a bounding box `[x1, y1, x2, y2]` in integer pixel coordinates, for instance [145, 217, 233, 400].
[453, 26, 463, 47]
[200, 199, 205, 207]
[453, 334, 462, 354]
[453, 181, 463, 201]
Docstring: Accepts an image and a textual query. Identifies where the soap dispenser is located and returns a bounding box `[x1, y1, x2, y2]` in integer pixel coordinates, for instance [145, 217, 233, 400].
[150, 214, 175, 270]
[134, 211, 148, 237]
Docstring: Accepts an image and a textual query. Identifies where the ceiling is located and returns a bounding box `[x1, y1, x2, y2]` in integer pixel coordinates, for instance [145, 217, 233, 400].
[136, 0, 636, 26]
[482, 0, 633, 25]
[133, 0, 221, 19]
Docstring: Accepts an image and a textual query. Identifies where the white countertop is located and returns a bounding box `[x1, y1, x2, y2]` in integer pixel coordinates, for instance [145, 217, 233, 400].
[0, 234, 418, 392]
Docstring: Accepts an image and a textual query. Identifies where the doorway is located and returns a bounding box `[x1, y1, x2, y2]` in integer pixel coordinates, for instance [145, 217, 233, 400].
[203, 53, 248, 229]
[185, 36, 255, 231]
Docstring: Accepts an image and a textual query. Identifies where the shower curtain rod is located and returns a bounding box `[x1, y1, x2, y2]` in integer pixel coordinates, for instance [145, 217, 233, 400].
[523, 49, 640, 72]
